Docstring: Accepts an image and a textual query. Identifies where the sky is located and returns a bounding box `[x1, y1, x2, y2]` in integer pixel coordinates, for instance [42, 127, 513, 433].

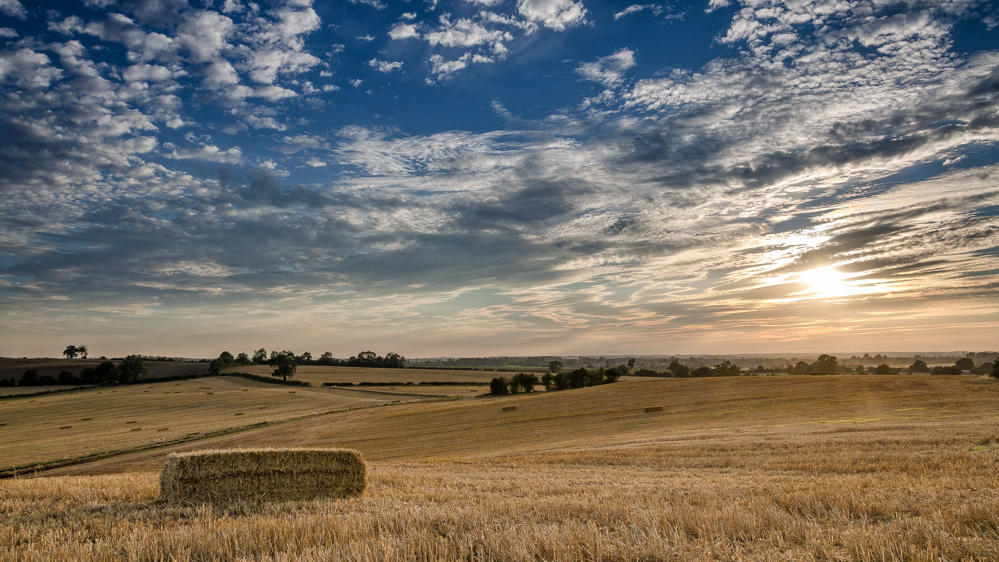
[1, 0, 998, 359]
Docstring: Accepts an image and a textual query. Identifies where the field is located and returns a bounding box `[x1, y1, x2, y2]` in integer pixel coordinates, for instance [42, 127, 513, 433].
[0, 377, 432, 473]
[3, 374, 998, 561]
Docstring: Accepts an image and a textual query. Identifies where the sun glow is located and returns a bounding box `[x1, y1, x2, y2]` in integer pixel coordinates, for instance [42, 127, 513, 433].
[799, 266, 853, 298]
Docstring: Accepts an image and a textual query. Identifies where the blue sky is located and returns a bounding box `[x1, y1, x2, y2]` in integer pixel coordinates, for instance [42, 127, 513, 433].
[1, 0, 998, 359]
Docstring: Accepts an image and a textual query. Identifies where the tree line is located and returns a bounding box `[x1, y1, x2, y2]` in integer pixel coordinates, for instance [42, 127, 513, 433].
[1, 356, 147, 388]
[489, 366, 624, 395]
[207, 348, 406, 382]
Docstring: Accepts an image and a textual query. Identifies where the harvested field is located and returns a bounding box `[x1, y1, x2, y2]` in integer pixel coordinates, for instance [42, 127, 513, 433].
[4, 405, 998, 560]
[0, 377, 415, 472]
[160, 448, 367, 504]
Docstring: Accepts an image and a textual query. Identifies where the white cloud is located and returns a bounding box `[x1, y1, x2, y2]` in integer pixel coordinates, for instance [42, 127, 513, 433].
[429, 53, 471, 80]
[0, 27, 16, 38]
[164, 142, 243, 163]
[401, 12, 417, 20]
[369, 58, 403, 72]
[348, 0, 386, 9]
[0, 49, 63, 90]
[253, 84, 297, 100]
[123, 63, 178, 82]
[0, 0, 26, 20]
[613, 4, 662, 20]
[517, 0, 587, 32]
[389, 23, 420, 40]
[425, 15, 512, 48]
[576, 48, 635, 87]
[305, 157, 327, 167]
[175, 11, 234, 63]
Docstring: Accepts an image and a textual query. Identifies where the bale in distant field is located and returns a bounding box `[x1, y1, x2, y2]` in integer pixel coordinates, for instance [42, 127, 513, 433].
[160, 448, 367, 505]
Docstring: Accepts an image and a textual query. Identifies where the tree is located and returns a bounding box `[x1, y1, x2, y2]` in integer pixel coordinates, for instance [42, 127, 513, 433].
[874, 364, 893, 375]
[541, 373, 555, 391]
[691, 366, 713, 377]
[666, 358, 690, 378]
[548, 360, 563, 374]
[990, 359, 999, 379]
[57, 370, 79, 385]
[118, 356, 147, 383]
[218, 351, 235, 369]
[931, 365, 961, 375]
[63, 345, 79, 359]
[235, 352, 251, 365]
[512, 373, 540, 393]
[812, 355, 838, 375]
[627, 358, 636, 369]
[909, 359, 929, 373]
[955, 357, 975, 371]
[252, 348, 268, 364]
[792, 361, 811, 376]
[383, 352, 405, 368]
[270, 351, 297, 381]
[713, 361, 740, 377]
[94, 361, 119, 384]
[20, 369, 39, 386]
[79, 367, 99, 385]
[567, 368, 588, 389]
[604, 366, 622, 384]
[298, 351, 313, 363]
[77, 345, 88, 359]
[318, 351, 335, 365]
[489, 377, 509, 395]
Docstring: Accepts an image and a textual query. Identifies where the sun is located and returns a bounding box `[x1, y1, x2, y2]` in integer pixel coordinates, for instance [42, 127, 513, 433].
[799, 265, 851, 298]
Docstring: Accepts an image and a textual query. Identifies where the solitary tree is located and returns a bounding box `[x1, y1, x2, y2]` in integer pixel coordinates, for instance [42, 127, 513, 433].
[875, 364, 893, 375]
[270, 351, 297, 381]
[63, 345, 79, 359]
[909, 359, 929, 373]
[548, 360, 563, 374]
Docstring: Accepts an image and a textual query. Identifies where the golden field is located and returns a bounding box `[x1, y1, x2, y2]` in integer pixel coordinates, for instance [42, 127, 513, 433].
[2, 374, 998, 561]
[0, 376, 430, 473]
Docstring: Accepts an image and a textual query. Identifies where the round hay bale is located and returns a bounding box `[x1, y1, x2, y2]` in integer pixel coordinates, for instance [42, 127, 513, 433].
[160, 448, 368, 505]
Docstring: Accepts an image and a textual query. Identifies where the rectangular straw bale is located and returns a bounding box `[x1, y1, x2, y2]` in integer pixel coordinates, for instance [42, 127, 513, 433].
[645, 406, 664, 413]
[503, 405, 518, 412]
[160, 448, 367, 505]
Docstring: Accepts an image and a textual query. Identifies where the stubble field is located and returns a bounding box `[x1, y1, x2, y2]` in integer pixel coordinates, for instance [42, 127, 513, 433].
[2, 374, 997, 561]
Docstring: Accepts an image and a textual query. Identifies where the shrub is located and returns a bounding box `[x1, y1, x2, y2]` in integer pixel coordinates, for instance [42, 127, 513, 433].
[489, 377, 509, 395]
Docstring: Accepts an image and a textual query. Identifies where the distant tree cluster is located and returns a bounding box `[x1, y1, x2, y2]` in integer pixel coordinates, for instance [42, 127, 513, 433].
[238, 348, 405, 369]
[489, 366, 623, 395]
[1, 355, 147, 388]
[62, 345, 89, 359]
